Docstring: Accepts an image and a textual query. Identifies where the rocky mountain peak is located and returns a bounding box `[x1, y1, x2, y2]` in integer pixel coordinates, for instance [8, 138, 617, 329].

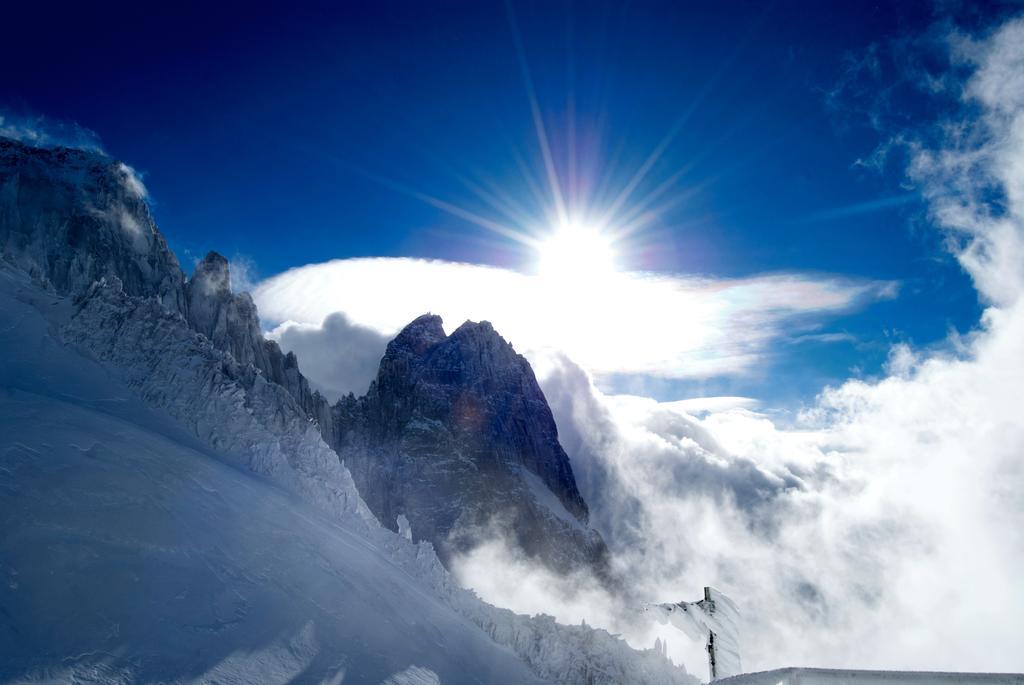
[0, 138, 328, 420]
[337, 312, 604, 573]
[0, 136, 186, 314]
[186, 253, 254, 342]
[388, 313, 446, 354]
[449, 319, 508, 355]
[190, 251, 231, 296]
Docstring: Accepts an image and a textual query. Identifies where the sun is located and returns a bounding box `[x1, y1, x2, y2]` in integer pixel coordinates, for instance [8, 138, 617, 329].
[535, 221, 618, 283]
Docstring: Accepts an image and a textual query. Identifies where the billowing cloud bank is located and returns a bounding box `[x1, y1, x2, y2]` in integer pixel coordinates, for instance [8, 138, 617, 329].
[455, 16, 1024, 674]
[255, 259, 891, 383]
[252, 15, 1024, 676]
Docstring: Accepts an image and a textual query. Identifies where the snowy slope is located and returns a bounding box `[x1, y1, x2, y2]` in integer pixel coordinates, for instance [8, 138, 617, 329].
[0, 266, 549, 685]
[0, 266, 693, 684]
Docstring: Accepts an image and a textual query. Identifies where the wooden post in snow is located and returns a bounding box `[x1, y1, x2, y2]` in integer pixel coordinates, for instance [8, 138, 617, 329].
[705, 587, 719, 681]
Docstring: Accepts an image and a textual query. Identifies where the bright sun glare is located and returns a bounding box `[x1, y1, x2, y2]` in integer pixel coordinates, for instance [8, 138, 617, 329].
[536, 222, 618, 283]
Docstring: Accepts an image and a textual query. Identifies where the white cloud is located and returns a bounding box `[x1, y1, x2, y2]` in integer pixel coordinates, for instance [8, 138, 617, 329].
[253, 258, 892, 381]
[268, 313, 389, 400]
[453, 16, 1024, 676]
[458, 295, 1024, 671]
[117, 162, 149, 201]
[519, 327, 1020, 671]
[908, 19, 1024, 307]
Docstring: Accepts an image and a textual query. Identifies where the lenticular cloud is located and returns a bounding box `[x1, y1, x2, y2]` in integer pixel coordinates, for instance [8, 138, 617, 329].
[254, 258, 890, 381]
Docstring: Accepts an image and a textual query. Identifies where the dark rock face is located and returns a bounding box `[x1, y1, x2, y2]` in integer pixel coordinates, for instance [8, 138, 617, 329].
[187, 252, 258, 363]
[332, 314, 608, 573]
[0, 137, 332, 437]
[184, 251, 334, 436]
[0, 138, 186, 314]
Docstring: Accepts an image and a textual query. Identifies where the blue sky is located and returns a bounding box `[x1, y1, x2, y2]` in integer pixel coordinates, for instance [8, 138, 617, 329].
[1, 0, 1008, 406]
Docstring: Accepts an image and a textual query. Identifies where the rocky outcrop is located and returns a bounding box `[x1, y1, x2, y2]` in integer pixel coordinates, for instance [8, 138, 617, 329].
[0, 138, 186, 314]
[332, 313, 609, 574]
[184, 251, 332, 432]
[62, 274, 373, 528]
[0, 137, 328, 426]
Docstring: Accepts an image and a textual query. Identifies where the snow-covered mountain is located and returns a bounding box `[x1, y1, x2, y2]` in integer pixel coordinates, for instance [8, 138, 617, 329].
[0, 136, 693, 684]
[0, 267, 541, 684]
[0, 134, 610, 578]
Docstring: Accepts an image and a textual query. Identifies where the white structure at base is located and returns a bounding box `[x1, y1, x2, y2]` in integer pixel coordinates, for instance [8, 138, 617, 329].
[713, 668, 1024, 685]
[644, 586, 743, 680]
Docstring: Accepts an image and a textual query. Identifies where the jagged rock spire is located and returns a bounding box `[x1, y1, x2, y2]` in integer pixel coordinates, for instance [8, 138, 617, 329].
[388, 313, 446, 354]
[334, 312, 605, 574]
[190, 251, 231, 295]
[0, 136, 187, 314]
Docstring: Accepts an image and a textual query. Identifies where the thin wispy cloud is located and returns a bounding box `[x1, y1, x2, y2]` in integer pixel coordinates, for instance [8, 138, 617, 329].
[117, 162, 149, 200]
[0, 111, 104, 152]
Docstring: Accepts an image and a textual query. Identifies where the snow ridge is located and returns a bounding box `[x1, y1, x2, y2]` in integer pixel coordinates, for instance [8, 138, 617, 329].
[61, 275, 373, 529]
[58, 270, 693, 685]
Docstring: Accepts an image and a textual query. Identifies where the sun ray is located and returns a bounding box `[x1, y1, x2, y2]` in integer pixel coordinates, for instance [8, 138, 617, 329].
[451, 171, 541, 234]
[347, 164, 530, 244]
[509, 145, 557, 232]
[330, 3, 776, 278]
[505, 0, 570, 229]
